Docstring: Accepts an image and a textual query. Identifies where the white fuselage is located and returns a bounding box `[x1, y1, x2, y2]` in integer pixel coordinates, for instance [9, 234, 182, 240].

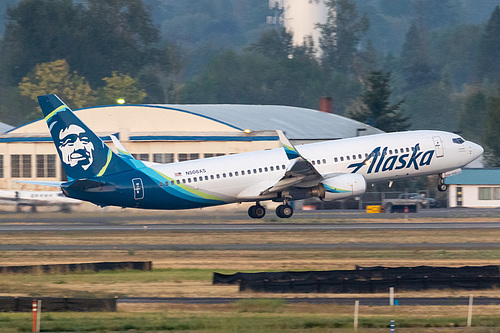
[142, 130, 483, 203]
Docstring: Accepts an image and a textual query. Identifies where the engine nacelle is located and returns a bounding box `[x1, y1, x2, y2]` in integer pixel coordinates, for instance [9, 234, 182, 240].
[310, 174, 366, 201]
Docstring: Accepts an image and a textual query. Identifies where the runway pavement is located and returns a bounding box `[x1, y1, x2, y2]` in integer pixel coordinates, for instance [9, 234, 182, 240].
[118, 296, 500, 306]
[1, 221, 500, 232]
[0, 242, 499, 251]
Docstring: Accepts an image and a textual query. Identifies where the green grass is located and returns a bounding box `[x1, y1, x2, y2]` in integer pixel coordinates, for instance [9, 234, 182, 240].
[2, 312, 500, 332]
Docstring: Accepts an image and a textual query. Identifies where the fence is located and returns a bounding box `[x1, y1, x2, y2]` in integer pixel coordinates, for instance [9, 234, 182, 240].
[0, 261, 152, 274]
[0, 297, 116, 312]
[213, 265, 500, 293]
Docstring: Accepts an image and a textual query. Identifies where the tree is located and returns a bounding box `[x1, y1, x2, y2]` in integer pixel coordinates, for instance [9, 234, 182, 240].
[400, 24, 436, 90]
[1, 0, 82, 86]
[318, 0, 369, 74]
[18, 59, 96, 118]
[459, 89, 487, 143]
[248, 28, 293, 59]
[476, 6, 500, 84]
[1, 0, 160, 87]
[100, 72, 147, 105]
[347, 70, 410, 132]
[483, 86, 500, 166]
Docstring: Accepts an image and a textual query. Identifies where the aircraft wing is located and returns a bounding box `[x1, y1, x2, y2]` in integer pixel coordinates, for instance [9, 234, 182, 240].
[260, 131, 324, 195]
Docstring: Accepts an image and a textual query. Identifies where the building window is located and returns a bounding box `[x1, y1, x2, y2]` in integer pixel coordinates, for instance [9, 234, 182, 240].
[12, 154, 31, 178]
[36, 154, 56, 178]
[0, 155, 4, 178]
[132, 154, 149, 161]
[204, 153, 214, 158]
[479, 187, 493, 200]
[178, 153, 200, 162]
[153, 153, 174, 164]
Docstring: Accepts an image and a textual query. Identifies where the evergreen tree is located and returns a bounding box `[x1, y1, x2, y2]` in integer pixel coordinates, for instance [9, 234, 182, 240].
[0, 0, 160, 87]
[483, 86, 500, 166]
[459, 89, 487, 143]
[476, 6, 500, 84]
[318, 0, 369, 74]
[400, 24, 436, 90]
[248, 28, 293, 59]
[347, 70, 410, 132]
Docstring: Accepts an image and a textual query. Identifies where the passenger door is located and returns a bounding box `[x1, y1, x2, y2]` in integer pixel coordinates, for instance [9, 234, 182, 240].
[433, 136, 444, 158]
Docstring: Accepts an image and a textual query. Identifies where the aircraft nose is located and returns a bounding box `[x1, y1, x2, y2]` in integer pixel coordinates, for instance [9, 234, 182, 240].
[469, 141, 484, 159]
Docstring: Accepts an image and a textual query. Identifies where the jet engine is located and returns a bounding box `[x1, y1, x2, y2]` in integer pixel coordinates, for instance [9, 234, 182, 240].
[310, 174, 366, 201]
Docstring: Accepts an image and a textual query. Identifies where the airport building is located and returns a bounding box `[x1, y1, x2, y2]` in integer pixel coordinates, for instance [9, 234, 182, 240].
[0, 103, 381, 189]
[445, 168, 500, 208]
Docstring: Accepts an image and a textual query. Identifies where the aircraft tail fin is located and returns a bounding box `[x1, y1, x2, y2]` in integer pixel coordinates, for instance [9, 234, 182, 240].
[38, 94, 134, 180]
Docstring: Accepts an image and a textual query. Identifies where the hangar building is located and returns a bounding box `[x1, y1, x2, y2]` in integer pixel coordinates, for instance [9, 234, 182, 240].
[0, 104, 382, 189]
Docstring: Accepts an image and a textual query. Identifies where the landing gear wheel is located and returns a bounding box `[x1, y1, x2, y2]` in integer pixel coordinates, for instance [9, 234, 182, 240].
[437, 176, 448, 192]
[438, 183, 448, 192]
[248, 204, 266, 219]
[276, 204, 293, 218]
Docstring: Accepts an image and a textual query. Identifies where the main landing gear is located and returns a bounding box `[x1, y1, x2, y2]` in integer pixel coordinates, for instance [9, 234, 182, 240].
[248, 203, 266, 219]
[248, 202, 294, 219]
[437, 174, 448, 192]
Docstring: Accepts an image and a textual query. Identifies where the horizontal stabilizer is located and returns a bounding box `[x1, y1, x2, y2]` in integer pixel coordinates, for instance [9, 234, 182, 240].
[15, 180, 63, 188]
[65, 179, 116, 192]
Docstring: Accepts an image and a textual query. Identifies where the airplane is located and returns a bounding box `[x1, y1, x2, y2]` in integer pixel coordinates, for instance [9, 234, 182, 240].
[0, 190, 81, 212]
[35, 94, 483, 219]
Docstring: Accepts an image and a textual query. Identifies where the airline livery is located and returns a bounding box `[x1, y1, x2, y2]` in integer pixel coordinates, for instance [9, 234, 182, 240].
[37, 94, 483, 219]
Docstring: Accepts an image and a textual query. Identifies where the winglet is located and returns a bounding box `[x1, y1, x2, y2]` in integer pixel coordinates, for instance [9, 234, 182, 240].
[277, 130, 300, 160]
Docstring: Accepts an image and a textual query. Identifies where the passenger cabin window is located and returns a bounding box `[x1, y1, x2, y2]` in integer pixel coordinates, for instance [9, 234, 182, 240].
[334, 157, 338, 162]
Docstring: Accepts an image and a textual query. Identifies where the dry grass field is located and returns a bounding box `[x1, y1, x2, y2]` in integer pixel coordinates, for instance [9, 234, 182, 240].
[1, 209, 500, 331]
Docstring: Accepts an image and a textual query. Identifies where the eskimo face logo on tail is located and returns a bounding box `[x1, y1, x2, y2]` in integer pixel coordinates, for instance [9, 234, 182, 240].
[46, 110, 108, 179]
[348, 143, 434, 174]
[58, 124, 94, 170]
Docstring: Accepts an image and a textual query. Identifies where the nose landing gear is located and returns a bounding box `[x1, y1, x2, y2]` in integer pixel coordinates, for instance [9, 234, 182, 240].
[438, 174, 448, 192]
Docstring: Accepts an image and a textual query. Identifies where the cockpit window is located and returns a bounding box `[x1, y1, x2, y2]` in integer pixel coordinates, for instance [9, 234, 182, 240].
[452, 137, 465, 144]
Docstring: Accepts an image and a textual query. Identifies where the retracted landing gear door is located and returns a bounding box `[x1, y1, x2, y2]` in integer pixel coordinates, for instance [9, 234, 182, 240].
[132, 178, 144, 200]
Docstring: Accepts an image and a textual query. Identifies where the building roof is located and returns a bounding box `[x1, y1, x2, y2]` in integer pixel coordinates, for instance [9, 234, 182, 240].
[4, 104, 383, 141]
[0, 122, 13, 133]
[151, 104, 383, 139]
[445, 168, 500, 185]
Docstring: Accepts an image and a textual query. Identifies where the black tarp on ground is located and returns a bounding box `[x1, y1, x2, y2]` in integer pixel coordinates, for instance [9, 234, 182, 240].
[0, 261, 152, 274]
[0, 297, 116, 312]
[214, 265, 500, 285]
[225, 265, 500, 293]
[239, 276, 500, 293]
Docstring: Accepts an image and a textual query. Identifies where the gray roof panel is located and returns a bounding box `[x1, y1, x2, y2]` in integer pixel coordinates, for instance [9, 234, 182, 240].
[152, 104, 383, 139]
